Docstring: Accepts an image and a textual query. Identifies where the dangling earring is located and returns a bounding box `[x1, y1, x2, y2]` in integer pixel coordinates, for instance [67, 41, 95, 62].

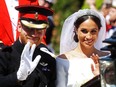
[73, 31, 78, 42]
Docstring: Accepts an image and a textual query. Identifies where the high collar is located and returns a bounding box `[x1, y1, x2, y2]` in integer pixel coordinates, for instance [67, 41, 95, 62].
[12, 39, 45, 55]
[12, 39, 25, 55]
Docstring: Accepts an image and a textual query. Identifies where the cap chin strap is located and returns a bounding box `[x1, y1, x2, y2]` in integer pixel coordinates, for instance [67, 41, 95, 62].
[21, 20, 49, 29]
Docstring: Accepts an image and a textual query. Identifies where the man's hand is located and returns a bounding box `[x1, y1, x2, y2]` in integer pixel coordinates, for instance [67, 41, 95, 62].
[17, 42, 41, 81]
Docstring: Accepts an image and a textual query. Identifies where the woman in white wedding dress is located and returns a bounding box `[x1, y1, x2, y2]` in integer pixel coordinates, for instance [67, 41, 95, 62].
[56, 9, 110, 87]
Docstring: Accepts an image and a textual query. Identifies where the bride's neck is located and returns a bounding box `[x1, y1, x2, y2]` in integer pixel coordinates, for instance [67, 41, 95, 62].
[75, 43, 97, 58]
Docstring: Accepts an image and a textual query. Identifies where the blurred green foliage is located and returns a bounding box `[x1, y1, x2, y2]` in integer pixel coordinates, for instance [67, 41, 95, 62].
[52, 0, 103, 55]
[82, 0, 103, 9]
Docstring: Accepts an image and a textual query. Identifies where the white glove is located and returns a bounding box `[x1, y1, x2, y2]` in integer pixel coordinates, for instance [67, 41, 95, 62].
[17, 42, 41, 81]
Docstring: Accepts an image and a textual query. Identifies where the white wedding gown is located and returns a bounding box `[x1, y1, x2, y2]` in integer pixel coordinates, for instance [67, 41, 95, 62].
[56, 57, 96, 87]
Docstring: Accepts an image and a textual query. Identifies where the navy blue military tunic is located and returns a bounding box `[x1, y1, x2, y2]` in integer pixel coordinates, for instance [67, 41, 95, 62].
[0, 40, 56, 87]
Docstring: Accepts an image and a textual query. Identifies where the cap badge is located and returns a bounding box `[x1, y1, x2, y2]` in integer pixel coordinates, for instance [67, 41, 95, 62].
[35, 12, 39, 19]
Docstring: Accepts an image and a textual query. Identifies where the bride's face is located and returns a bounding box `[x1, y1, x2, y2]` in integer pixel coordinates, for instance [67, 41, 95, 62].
[76, 18, 99, 49]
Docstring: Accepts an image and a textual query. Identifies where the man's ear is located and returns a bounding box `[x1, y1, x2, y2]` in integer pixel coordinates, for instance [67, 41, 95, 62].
[17, 22, 22, 32]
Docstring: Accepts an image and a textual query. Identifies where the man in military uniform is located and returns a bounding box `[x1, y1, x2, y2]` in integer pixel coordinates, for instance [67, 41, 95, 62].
[0, 4, 56, 87]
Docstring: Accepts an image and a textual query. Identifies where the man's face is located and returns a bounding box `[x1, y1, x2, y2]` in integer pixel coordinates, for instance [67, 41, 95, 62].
[109, 7, 116, 21]
[109, 7, 116, 26]
[19, 23, 46, 46]
[38, 0, 46, 6]
[39, 0, 50, 8]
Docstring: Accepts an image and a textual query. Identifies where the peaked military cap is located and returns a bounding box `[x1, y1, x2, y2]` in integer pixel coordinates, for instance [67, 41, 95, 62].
[15, 5, 53, 29]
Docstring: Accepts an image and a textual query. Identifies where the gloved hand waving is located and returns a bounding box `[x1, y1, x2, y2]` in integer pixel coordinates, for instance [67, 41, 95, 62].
[17, 42, 41, 81]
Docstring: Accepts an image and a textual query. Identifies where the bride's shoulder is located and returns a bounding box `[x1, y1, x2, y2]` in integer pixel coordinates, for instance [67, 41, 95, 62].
[57, 54, 67, 59]
[56, 53, 69, 65]
[56, 50, 78, 60]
